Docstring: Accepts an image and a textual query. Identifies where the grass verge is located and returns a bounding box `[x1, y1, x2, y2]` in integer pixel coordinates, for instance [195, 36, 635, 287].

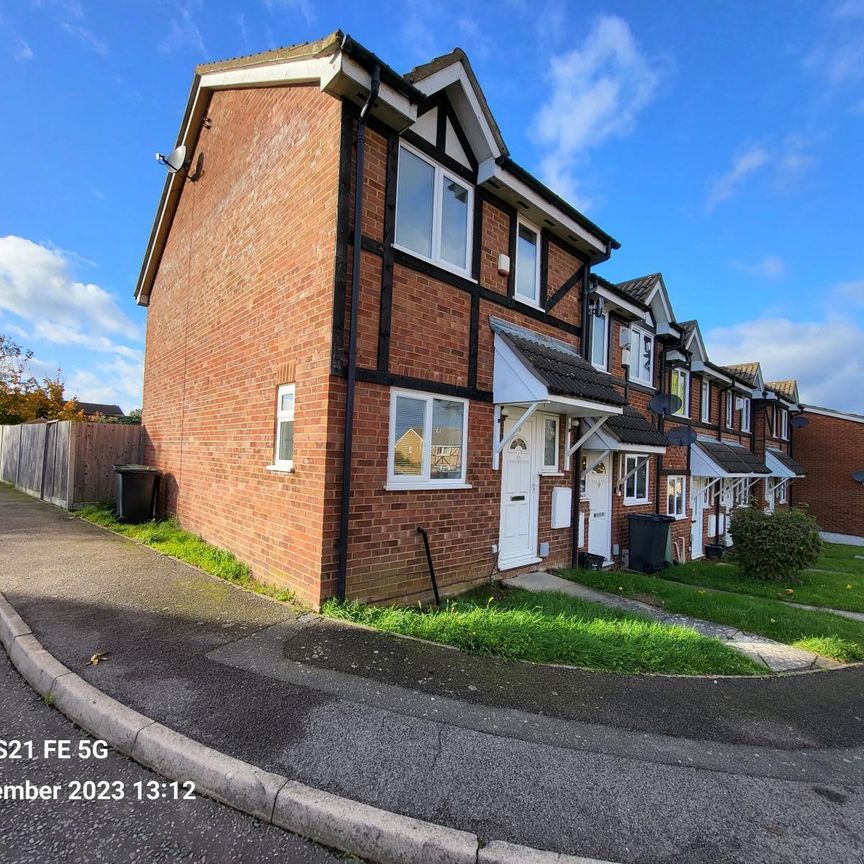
[78, 504, 297, 604]
[560, 568, 864, 663]
[660, 557, 864, 614]
[323, 585, 762, 676]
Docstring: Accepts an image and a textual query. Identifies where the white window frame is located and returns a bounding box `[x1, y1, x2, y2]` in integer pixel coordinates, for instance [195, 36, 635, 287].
[590, 313, 608, 370]
[700, 380, 710, 422]
[777, 478, 788, 504]
[514, 217, 542, 308]
[628, 325, 654, 386]
[271, 383, 295, 471]
[540, 414, 559, 473]
[671, 369, 689, 417]
[725, 392, 734, 429]
[667, 475, 687, 519]
[623, 453, 650, 505]
[393, 141, 474, 278]
[780, 409, 789, 440]
[740, 396, 751, 432]
[386, 388, 470, 490]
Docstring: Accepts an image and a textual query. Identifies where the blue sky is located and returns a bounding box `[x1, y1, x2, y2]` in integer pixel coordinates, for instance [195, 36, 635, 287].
[1, 0, 862, 411]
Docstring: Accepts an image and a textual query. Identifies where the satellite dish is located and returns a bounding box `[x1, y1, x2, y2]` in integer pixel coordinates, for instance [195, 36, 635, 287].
[852, 470, 864, 484]
[648, 393, 682, 416]
[665, 425, 698, 446]
[789, 415, 809, 428]
[155, 144, 187, 174]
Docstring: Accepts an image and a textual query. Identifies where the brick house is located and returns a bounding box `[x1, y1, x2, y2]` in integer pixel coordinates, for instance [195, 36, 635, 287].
[793, 405, 864, 542]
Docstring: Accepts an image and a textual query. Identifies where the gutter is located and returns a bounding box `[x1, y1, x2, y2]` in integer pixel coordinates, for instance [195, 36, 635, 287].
[336, 62, 381, 602]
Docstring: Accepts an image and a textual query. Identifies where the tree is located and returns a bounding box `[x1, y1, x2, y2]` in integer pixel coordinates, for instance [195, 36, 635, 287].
[0, 333, 84, 424]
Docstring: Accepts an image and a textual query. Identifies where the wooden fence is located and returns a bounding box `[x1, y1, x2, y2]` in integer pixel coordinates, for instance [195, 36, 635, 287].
[0, 421, 142, 509]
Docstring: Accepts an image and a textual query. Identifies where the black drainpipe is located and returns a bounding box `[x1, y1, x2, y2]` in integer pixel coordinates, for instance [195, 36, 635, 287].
[571, 266, 593, 567]
[655, 349, 667, 515]
[336, 64, 380, 602]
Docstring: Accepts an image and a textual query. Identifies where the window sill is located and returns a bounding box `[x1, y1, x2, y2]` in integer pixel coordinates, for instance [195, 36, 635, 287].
[385, 482, 472, 492]
[540, 471, 564, 477]
[392, 243, 476, 283]
[514, 295, 544, 312]
[623, 499, 650, 507]
[265, 464, 295, 475]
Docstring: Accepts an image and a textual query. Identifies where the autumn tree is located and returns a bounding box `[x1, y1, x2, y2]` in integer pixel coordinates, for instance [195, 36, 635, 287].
[0, 334, 84, 424]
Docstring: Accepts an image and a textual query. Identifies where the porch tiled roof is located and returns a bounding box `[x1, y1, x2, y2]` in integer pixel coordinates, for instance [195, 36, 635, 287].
[605, 406, 669, 447]
[697, 441, 771, 475]
[490, 319, 626, 407]
[767, 448, 806, 477]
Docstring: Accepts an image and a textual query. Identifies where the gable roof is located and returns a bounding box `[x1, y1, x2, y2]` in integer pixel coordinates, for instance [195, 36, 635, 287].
[766, 380, 798, 402]
[615, 273, 662, 303]
[722, 362, 760, 386]
[490, 319, 626, 408]
[605, 406, 669, 447]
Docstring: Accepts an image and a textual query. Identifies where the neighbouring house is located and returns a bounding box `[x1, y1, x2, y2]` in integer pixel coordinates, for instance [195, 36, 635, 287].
[135, 31, 817, 606]
[793, 405, 864, 542]
[77, 402, 125, 420]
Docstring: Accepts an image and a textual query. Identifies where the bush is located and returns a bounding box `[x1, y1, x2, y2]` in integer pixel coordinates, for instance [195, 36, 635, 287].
[730, 504, 822, 582]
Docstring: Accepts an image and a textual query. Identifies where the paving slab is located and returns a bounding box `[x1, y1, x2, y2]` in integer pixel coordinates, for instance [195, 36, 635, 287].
[503, 571, 836, 672]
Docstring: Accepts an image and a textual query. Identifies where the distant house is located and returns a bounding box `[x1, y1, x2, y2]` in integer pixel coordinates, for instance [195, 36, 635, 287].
[76, 402, 125, 420]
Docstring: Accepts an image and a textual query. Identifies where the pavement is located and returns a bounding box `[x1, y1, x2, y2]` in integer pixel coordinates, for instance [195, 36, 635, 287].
[2, 484, 864, 864]
[503, 571, 837, 672]
[0, 648, 344, 864]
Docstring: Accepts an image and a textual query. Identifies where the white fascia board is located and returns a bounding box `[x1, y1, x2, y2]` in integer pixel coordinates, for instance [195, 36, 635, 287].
[493, 333, 549, 404]
[687, 327, 708, 363]
[765, 450, 796, 479]
[411, 63, 501, 162]
[478, 158, 606, 255]
[645, 283, 674, 326]
[592, 285, 644, 318]
[803, 405, 864, 425]
[691, 361, 732, 384]
[199, 56, 332, 90]
[656, 322, 679, 337]
[548, 395, 624, 416]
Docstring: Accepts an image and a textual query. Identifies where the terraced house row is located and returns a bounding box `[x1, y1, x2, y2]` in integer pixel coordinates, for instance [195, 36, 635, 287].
[137, 32, 817, 608]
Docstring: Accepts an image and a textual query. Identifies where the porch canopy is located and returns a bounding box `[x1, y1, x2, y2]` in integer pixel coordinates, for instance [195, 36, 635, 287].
[690, 440, 771, 479]
[583, 405, 669, 455]
[765, 447, 806, 479]
[490, 317, 626, 469]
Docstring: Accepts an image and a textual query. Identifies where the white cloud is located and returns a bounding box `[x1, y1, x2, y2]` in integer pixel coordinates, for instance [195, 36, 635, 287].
[731, 255, 787, 279]
[532, 15, 662, 208]
[805, 0, 864, 88]
[159, 4, 206, 55]
[264, 0, 316, 26]
[12, 31, 33, 61]
[65, 357, 143, 413]
[835, 281, 864, 305]
[32, 0, 107, 55]
[705, 147, 768, 212]
[62, 22, 107, 55]
[706, 316, 864, 412]
[0, 235, 141, 355]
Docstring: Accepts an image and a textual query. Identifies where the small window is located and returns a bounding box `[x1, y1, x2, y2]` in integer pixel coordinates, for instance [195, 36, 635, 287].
[515, 220, 541, 306]
[725, 393, 734, 429]
[670, 369, 689, 417]
[700, 380, 710, 422]
[388, 389, 468, 488]
[394, 143, 473, 275]
[667, 475, 686, 518]
[591, 314, 608, 369]
[628, 325, 654, 386]
[739, 397, 751, 432]
[273, 384, 295, 470]
[780, 409, 789, 440]
[623, 454, 649, 504]
[541, 415, 559, 472]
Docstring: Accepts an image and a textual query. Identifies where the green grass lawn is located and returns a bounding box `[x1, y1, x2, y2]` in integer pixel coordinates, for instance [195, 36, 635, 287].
[78, 504, 297, 604]
[655, 548, 864, 614]
[324, 585, 762, 676]
[815, 543, 864, 577]
[560, 568, 864, 663]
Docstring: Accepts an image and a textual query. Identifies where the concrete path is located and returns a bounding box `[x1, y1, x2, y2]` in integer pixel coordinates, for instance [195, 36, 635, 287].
[2, 485, 864, 864]
[503, 572, 837, 673]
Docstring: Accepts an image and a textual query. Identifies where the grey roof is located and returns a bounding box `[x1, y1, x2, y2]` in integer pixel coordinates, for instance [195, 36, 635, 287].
[614, 273, 661, 302]
[606, 406, 669, 447]
[767, 448, 806, 477]
[697, 441, 770, 475]
[77, 402, 124, 417]
[491, 319, 626, 408]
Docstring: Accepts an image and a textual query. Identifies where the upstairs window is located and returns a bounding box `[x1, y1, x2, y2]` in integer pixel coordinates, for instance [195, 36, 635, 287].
[670, 369, 689, 417]
[739, 396, 751, 432]
[725, 392, 734, 429]
[700, 380, 710, 422]
[591, 314, 608, 369]
[388, 390, 468, 488]
[395, 143, 473, 275]
[515, 220, 541, 306]
[780, 409, 789, 440]
[628, 325, 654, 386]
[272, 384, 295, 470]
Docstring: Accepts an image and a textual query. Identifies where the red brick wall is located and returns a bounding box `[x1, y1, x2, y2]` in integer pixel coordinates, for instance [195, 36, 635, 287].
[793, 410, 864, 537]
[141, 85, 343, 607]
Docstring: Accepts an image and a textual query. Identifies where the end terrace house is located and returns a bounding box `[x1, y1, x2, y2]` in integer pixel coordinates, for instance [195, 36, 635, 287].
[136, 32, 678, 607]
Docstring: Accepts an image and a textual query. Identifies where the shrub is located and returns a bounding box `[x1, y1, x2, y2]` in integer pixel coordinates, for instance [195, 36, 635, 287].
[730, 504, 822, 582]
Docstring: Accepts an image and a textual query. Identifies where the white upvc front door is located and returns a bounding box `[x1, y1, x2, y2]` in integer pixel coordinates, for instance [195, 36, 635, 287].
[691, 478, 705, 559]
[498, 416, 540, 570]
[584, 452, 612, 561]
